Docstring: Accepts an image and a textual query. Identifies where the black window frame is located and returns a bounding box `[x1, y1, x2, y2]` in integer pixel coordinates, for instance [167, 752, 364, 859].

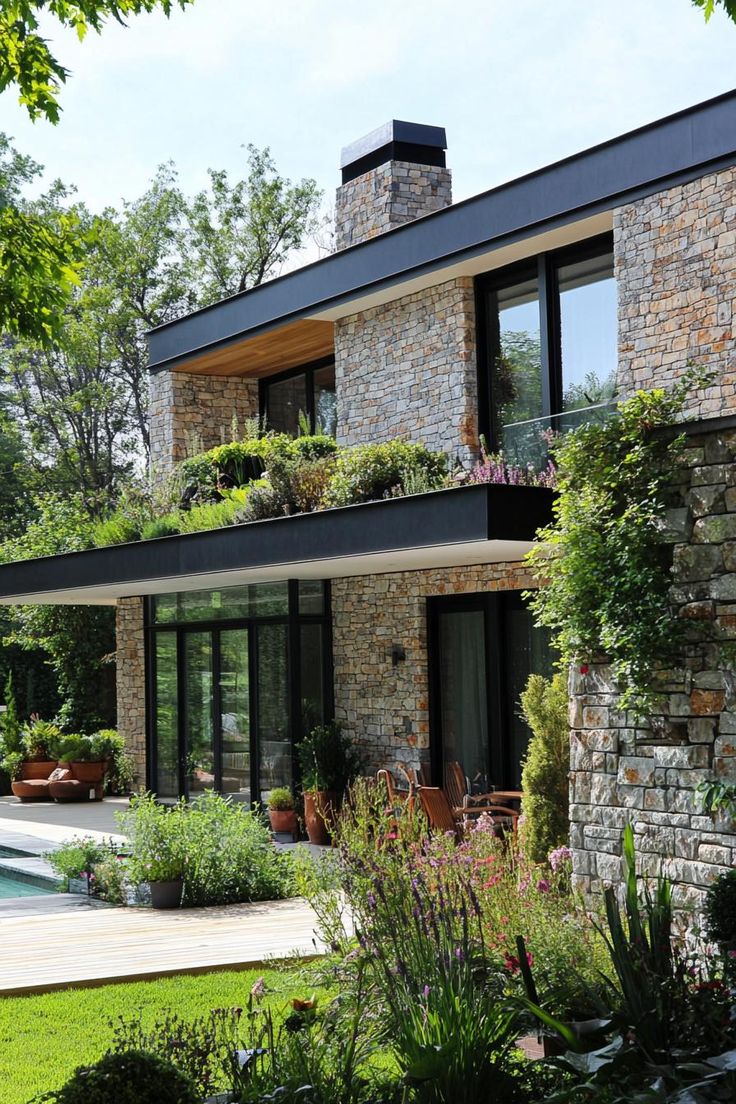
[259, 355, 336, 436]
[144, 580, 334, 804]
[475, 231, 615, 449]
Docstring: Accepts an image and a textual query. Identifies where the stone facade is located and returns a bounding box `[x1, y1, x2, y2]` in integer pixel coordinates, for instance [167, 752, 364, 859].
[334, 161, 452, 250]
[615, 166, 736, 418]
[332, 561, 535, 772]
[149, 369, 259, 482]
[570, 424, 736, 910]
[334, 278, 478, 464]
[116, 597, 146, 787]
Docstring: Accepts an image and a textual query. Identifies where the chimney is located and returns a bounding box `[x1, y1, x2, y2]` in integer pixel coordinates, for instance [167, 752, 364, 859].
[334, 120, 451, 250]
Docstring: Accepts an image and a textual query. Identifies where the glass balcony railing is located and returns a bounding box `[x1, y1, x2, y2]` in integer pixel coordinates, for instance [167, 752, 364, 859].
[499, 400, 619, 470]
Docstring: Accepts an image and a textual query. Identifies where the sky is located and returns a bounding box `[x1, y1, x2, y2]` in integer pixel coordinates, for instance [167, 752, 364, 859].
[1, 0, 736, 225]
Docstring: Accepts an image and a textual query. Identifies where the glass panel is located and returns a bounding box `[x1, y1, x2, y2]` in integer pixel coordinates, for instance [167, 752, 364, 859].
[153, 583, 288, 624]
[256, 623, 290, 801]
[298, 580, 325, 615]
[504, 598, 555, 789]
[437, 610, 489, 790]
[490, 274, 543, 463]
[219, 629, 250, 803]
[154, 633, 179, 798]
[300, 623, 326, 739]
[559, 251, 617, 412]
[266, 372, 308, 436]
[184, 632, 215, 794]
[313, 363, 337, 437]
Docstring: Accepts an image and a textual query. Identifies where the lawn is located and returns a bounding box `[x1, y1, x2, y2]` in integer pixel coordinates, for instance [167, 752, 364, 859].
[0, 964, 321, 1104]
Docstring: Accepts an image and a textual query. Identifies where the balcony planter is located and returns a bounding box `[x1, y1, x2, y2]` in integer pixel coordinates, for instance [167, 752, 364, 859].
[303, 790, 337, 846]
[148, 878, 183, 909]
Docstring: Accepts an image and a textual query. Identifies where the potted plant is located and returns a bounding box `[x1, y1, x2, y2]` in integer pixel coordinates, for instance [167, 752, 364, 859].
[58, 733, 109, 786]
[297, 723, 362, 845]
[267, 787, 298, 839]
[19, 717, 61, 778]
[119, 794, 186, 909]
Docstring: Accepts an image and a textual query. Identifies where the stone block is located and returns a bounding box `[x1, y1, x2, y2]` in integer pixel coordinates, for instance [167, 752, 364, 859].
[687, 718, 716, 744]
[617, 757, 655, 786]
[690, 688, 726, 714]
[653, 745, 710, 768]
[693, 516, 736, 543]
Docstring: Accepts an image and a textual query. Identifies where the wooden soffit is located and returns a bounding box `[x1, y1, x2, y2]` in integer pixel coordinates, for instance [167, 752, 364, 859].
[169, 319, 335, 378]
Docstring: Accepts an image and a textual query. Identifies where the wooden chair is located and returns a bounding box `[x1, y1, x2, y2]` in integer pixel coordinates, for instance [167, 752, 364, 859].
[417, 786, 518, 840]
[400, 763, 430, 788]
[376, 768, 412, 805]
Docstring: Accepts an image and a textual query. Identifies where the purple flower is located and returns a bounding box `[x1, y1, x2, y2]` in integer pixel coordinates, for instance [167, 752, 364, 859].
[454, 947, 465, 962]
[537, 879, 550, 894]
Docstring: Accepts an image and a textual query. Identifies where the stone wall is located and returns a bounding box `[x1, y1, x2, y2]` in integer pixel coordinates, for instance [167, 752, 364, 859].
[334, 278, 478, 464]
[332, 561, 534, 772]
[571, 423, 736, 910]
[334, 161, 451, 250]
[116, 597, 146, 787]
[149, 369, 259, 482]
[615, 165, 736, 419]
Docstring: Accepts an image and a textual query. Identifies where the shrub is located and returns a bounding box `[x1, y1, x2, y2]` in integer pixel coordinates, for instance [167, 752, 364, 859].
[117, 793, 186, 884]
[0, 672, 23, 776]
[91, 511, 142, 547]
[519, 673, 570, 864]
[297, 723, 363, 793]
[176, 498, 240, 533]
[268, 786, 295, 811]
[323, 441, 447, 508]
[97, 729, 136, 794]
[39, 1049, 199, 1104]
[141, 514, 182, 540]
[704, 868, 736, 949]
[46, 836, 108, 890]
[20, 717, 62, 760]
[57, 733, 105, 763]
[92, 851, 128, 905]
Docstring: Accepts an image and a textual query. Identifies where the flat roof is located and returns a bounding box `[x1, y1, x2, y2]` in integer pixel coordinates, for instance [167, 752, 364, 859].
[147, 89, 736, 375]
[0, 485, 552, 605]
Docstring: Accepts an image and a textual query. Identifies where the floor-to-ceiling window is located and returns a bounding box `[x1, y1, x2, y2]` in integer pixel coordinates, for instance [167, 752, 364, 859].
[146, 580, 332, 803]
[428, 591, 555, 791]
[260, 358, 337, 437]
[477, 234, 617, 466]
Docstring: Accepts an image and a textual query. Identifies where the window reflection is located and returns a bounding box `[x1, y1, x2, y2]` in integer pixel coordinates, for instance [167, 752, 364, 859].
[559, 251, 617, 411]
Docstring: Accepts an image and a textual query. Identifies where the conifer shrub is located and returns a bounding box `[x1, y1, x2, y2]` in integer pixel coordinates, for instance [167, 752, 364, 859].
[519, 672, 570, 864]
[39, 1050, 198, 1104]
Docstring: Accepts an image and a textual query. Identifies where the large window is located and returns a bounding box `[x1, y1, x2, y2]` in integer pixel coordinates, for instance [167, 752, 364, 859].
[147, 580, 332, 804]
[478, 235, 617, 464]
[260, 358, 337, 437]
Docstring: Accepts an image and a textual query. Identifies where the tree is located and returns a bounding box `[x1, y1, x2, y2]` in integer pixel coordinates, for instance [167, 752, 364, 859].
[0, 0, 194, 123]
[693, 0, 736, 23]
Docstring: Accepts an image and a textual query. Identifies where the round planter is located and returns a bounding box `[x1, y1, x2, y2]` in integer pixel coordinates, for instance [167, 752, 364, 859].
[303, 790, 338, 846]
[268, 808, 298, 837]
[21, 760, 57, 780]
[68, 760, 107, 784]
[149, 879, 183, 909]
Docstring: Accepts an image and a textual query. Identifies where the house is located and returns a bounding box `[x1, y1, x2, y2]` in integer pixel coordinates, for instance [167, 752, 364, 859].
[2, 92, 736, 905]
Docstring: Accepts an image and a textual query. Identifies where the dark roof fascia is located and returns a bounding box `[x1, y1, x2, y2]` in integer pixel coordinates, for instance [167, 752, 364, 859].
[147, 90, 736, 374]
[0, 485, 554, 602]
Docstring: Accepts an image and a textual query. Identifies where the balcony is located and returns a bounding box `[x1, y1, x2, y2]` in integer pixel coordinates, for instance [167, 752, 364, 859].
[499, 401, 618, 470]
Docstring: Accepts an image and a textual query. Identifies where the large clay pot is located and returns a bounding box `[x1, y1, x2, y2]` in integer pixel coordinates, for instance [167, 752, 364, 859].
[21, 760, 57, 780]
[69, 759, 107, 784]
[269, 808, 298, 838]
[303, 790, 338, 846]
[149, 879, 183, 909]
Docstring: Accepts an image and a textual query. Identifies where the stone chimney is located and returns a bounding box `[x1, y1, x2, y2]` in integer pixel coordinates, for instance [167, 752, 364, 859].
[334, 120, 451, 250]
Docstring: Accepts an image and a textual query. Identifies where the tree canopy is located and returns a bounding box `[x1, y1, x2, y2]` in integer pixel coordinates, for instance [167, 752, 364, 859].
[692, 0, 736, 22]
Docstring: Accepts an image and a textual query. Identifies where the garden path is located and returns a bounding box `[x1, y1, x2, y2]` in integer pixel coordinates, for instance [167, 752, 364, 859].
[0, 896, 323, 996]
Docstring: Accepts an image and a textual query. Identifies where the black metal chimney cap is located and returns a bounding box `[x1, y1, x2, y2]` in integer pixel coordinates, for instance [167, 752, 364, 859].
[340, 120, 447, 184]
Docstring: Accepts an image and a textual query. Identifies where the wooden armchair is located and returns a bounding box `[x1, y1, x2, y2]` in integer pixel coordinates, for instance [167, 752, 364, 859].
[417, 786, 518, 840]
[376, 768, 412, 806]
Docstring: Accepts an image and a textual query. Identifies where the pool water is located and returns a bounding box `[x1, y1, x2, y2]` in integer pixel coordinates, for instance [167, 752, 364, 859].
[0, 872, 48, 898]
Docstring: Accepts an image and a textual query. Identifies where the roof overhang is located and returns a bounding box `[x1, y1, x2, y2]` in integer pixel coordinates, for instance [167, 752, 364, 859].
[147, 90, 736, 377]
[0, 486, 553, 606]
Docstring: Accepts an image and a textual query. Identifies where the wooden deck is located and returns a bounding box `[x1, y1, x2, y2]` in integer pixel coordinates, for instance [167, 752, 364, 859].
[0, 897, 322, 996]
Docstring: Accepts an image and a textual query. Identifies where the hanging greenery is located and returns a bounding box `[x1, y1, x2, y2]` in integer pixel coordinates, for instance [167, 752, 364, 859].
[525, 368, 714, 715]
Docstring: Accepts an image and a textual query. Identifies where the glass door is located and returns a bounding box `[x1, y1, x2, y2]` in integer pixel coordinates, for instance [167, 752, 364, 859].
[219, 629, 250, 803]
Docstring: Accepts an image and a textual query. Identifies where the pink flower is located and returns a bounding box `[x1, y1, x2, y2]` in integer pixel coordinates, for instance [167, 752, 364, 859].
[250, 977, 265, 999]
[536, 879, 550, 894]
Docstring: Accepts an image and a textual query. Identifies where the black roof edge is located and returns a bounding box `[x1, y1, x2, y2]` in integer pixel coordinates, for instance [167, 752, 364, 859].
[146, 88, 736, 373]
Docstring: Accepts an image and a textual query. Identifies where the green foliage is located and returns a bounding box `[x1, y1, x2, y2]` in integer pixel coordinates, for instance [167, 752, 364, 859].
[267, 786, 295, 811]
[693, 0, 736, 24]
[38, 1049, 199, 1104]
[526, 370, 714, 714]
[45, 835, 107, 888]
[117, 793, 186, 883]
[176, 497, 241, 533]
[21, 717, 62, 760]
[96, 728, 136, 794]
[704, 869, 736, 948]
[698, 779, 736, 820]
[519, 673, 570, 864]
[140, 514, 182, 540]
[296, 722, 363, 793]
[0, 671, 22, 755]
[0, 2, 194, 124]
[323, 441, 447, 508]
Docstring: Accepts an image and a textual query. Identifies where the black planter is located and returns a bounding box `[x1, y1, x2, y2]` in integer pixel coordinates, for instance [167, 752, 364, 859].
[149, 879, 183, 909]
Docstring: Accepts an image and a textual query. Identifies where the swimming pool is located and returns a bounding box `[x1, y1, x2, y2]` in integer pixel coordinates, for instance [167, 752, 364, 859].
[0, 846, 57, 898]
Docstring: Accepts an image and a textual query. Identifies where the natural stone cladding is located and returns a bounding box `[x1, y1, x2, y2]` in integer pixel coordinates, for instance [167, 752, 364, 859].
[334, 161, 452, 250]
[571, 423, 736, 911]
[615, 165, 736, 418]
[149, 369, 259, 482]
[334, 278, 478, 464]
[116, 597, 146, 787]
[332, 562, 535, 773]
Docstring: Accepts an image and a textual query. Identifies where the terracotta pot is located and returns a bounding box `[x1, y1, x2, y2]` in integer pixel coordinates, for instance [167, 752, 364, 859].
[149, 879, 183, 909]
[21, 760, 57, 780]
[303, 790, 338, 846]
[69, 759, 107, 784]
[269, 808, 298, 837]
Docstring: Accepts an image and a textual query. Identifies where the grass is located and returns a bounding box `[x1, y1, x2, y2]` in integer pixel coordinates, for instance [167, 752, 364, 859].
[0, 963, 322, 1104]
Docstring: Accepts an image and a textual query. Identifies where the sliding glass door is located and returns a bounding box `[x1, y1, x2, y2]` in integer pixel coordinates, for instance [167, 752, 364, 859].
[428, 591, 554, 791]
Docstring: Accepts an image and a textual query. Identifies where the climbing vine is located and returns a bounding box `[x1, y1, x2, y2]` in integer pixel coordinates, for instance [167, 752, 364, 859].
[525, 368, 714, 715]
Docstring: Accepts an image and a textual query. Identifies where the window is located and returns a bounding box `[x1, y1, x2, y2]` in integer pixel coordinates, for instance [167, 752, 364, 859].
[147, 580, 332, 804]
[478, 235, 617, 464]
[260, 358, 337, 437]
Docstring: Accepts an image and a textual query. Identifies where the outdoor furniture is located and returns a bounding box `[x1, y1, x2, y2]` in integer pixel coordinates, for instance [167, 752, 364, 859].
[12, 764, 104, 802]
[376, 768, 412, 805]
[417, 785, 519, 840]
